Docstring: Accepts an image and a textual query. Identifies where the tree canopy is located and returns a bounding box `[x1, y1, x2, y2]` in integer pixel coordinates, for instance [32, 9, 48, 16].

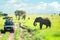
[15, 10, 26, 20]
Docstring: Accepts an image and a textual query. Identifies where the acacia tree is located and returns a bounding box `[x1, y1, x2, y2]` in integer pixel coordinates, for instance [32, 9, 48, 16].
[59, 14, 60, 16]
[15, 10, 26, 20]
[22, 14, 26, 20]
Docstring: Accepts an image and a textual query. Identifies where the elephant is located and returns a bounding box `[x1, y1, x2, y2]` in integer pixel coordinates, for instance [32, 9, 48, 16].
[33, 17, 51, 30]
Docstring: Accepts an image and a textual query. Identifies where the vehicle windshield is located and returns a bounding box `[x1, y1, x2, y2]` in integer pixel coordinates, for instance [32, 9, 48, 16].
[5, 18, 14, 25]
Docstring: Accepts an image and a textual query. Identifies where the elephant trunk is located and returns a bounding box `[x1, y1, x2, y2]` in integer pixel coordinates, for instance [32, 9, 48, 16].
[33, 21, 37, 26]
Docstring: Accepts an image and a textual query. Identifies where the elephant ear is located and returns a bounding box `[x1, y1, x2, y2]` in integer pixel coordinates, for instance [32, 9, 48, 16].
[39, 17, 43, 21]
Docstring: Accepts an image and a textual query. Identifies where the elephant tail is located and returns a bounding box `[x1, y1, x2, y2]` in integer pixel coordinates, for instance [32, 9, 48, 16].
[49, 21, 51, 28]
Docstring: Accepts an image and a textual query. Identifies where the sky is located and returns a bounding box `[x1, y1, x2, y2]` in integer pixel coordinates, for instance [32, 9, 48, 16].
[0, 0, 60, 14]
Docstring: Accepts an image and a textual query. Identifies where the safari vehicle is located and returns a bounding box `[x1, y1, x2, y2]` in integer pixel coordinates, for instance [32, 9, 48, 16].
[3, 17, 14, 33]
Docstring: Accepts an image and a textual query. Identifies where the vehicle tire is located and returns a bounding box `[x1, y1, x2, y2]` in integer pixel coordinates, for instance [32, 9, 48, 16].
[1, 30, 6, 34]
[10, 29, 14, 33]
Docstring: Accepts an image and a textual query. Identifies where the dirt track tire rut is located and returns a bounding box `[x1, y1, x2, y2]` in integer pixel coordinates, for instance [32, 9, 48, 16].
[0, 34, 4, 40]
[8, 23, 19, 40]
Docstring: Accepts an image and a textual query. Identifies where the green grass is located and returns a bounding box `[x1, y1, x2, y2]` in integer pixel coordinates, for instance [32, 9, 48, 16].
[0, 14, 60, 40]
[15, 28, 21, 40]
[0, 17, 5, 30]
[18, 14, 60, 40]
[1, 32, 10, 40]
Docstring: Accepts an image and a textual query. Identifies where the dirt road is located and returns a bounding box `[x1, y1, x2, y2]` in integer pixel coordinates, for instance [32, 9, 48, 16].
[8, 23, 19, 40]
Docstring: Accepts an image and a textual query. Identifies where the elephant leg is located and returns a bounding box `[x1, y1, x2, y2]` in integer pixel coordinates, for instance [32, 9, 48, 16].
[49, 25, 51, 28]
[40, 23, 43, 30]
[46, 25, 48, 28]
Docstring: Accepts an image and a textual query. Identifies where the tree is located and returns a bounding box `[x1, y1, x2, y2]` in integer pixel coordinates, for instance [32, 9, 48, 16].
[15, 10, 26, 20]
[0, 12, 3, 17]
[54, 13, 56, 15]
[2, 13, 8, 16]
[59, 14, 60, 16]
[22, 14, 26, 20]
